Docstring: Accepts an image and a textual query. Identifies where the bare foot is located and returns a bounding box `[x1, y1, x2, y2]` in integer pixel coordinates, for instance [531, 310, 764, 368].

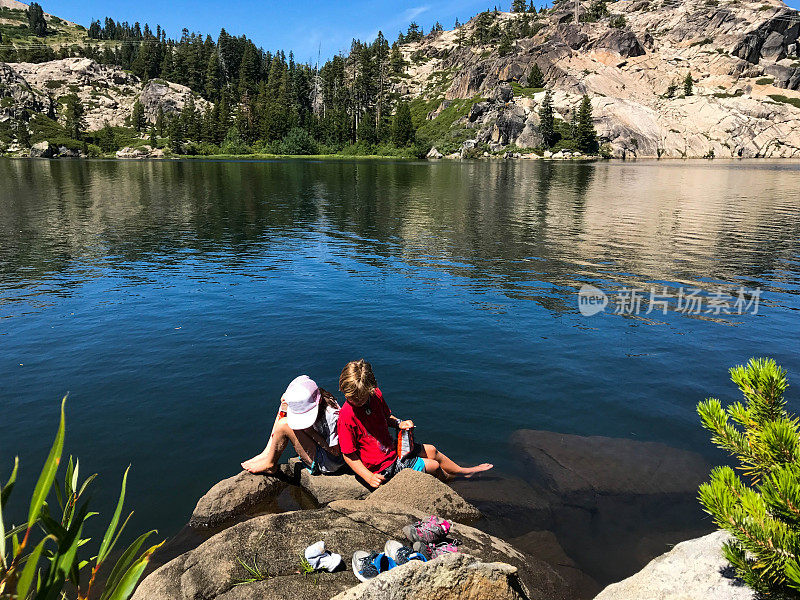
[462, 463, 494, 478]
[241, 455, 279, 474]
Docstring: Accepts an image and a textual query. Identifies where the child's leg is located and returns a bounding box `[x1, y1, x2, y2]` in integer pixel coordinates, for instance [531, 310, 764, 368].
[241, 418, 317, 473]
[420, 458, 449, 482]
[419, 444, 493, 478]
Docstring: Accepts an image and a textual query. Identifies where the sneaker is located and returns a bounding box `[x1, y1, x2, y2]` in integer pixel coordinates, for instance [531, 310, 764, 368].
[412, 541, 432, 560]
[429, 541, 460, 558]
[412, 540, 460, 559]
[385, 540, 427, 565]
[352, 551, 396, 583]
[402, 516, 452, 544]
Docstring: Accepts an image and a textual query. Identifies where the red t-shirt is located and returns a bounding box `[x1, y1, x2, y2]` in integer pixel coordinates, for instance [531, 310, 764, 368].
[337, 388, 397, 473]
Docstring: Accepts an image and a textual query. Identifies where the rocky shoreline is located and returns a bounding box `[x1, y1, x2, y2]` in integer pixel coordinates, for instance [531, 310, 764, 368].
[129, 430, 740, 600]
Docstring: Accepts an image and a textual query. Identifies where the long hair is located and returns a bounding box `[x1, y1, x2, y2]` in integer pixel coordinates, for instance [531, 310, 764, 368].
[316, 387, 340, 419]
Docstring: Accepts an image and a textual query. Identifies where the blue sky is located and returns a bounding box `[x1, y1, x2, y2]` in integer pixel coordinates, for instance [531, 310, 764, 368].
[43, 0, 498, 62]
[44, 0, 800, 63]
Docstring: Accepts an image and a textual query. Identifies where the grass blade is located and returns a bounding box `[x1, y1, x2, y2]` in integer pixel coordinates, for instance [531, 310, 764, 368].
[106, 542, 163, 600]
[0, 487, 5, 569]
[2, 456, 19, 509]
[99, 530, 157, 600]
[17, 536, 50, 600]
[28, 397, 67, 529]
[98, 466, 129, 563]
[71, 458, 80, 494]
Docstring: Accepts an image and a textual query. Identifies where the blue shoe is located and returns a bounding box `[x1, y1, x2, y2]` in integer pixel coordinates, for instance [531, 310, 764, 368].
[352, 551, 396, 582]
[385, 540, 427, 565]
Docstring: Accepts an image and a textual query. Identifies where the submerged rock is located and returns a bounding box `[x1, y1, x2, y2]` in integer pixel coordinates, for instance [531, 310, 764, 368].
[510, 429, 709, 503]
[510, 430, 713, 585]
[331, 553, 529, 600]
[593, 531, 755, 600]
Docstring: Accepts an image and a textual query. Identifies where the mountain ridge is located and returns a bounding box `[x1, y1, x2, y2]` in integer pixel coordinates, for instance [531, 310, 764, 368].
[391, 0, 800, 157]
[2, 0, 800, 158]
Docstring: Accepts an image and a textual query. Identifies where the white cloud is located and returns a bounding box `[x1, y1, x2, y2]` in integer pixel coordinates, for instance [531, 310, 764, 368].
[402, 5, 430, 21]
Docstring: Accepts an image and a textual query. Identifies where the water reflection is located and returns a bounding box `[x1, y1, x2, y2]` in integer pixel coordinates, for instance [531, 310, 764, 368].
[1, 159, 798, 319]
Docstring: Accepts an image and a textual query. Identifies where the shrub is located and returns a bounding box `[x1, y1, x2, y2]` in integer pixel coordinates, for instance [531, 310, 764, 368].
[220, 126, 251, 155]
[609, 14, 627, 28]
[769, 94, 800, 109]
[278, 127, 318, 155]
[697, 358, 800, 596]
[0, 399, 162, 600]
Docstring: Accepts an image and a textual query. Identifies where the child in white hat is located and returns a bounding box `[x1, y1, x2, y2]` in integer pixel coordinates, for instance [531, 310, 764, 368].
[242, 375, 344, 475]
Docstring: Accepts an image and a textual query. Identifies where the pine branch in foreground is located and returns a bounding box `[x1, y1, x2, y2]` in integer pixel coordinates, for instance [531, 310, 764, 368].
[698, 358, 800, 598]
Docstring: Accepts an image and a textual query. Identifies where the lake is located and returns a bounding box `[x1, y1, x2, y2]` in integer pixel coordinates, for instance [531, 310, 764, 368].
[1, 158, 799, 586]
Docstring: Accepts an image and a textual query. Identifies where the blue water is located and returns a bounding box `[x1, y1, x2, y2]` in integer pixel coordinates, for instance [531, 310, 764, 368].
[1, 158, 799, 547]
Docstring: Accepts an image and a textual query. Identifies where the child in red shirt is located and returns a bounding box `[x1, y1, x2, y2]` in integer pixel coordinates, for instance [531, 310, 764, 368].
[337, 359, 493, 488]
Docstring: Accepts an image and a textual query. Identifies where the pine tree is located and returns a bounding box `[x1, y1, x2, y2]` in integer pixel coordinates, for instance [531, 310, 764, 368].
[392, 101, 414, 146]
[168, 115, 184, 153]
[697, 358, 800, 597]
[156, 105, 166, 137]
[205, 51, 222, 101]
[390, 44, 406, 76]
[683, 72, 694, 96]
[131, 99, 145, 132]
[538, 90, 556, 147]
[512, 0, 528, 11]
[498, 33, 514, 56]
[528, 63, 544, 88]
[575, 95, 597, 153]
[98, 122, 116, 152]
[238, 43, 260, 99]
[16, 120, 30, 148]
[63, 94, 85, 140]
[27, 2, 47, 37]
[149, 126, 158, 148]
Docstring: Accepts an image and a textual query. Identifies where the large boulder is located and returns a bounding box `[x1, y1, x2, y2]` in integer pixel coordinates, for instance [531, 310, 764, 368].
[29, 140, 56, 158]
[732, 8, 800, 64]
[190, 459, 372, 529]
[492, 105, 527, 145]
[284, 457, 371, 505]
[8, 58, 139, 129]
[353, 469, 481, 524]
[593, 531, 755, 600]
[189, 471, 287, 529]
[331, 553, 528, 600]
[139, 79, 211, 123]
[116, 146, 151, 159]
[591, 29, 646, 58]
[0, 62, 47, 121]
[133, 502, 575, 600]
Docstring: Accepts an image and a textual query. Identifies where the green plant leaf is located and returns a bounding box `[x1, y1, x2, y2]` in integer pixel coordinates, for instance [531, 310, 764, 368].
[105, 542, 163, 600]
[98, 466, 129, 563]
[1, 456, 19, 510]
[0, 485, 5, 569]
[99, 530, 157, 600]
[77, 473, 97, 498]
[17, 535, 50, 600]
[71, 458, 80, 494]
[28, 397, 67, 529]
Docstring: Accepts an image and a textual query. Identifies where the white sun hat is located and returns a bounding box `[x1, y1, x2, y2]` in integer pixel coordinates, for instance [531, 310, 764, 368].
[283, 375, 321, 430]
